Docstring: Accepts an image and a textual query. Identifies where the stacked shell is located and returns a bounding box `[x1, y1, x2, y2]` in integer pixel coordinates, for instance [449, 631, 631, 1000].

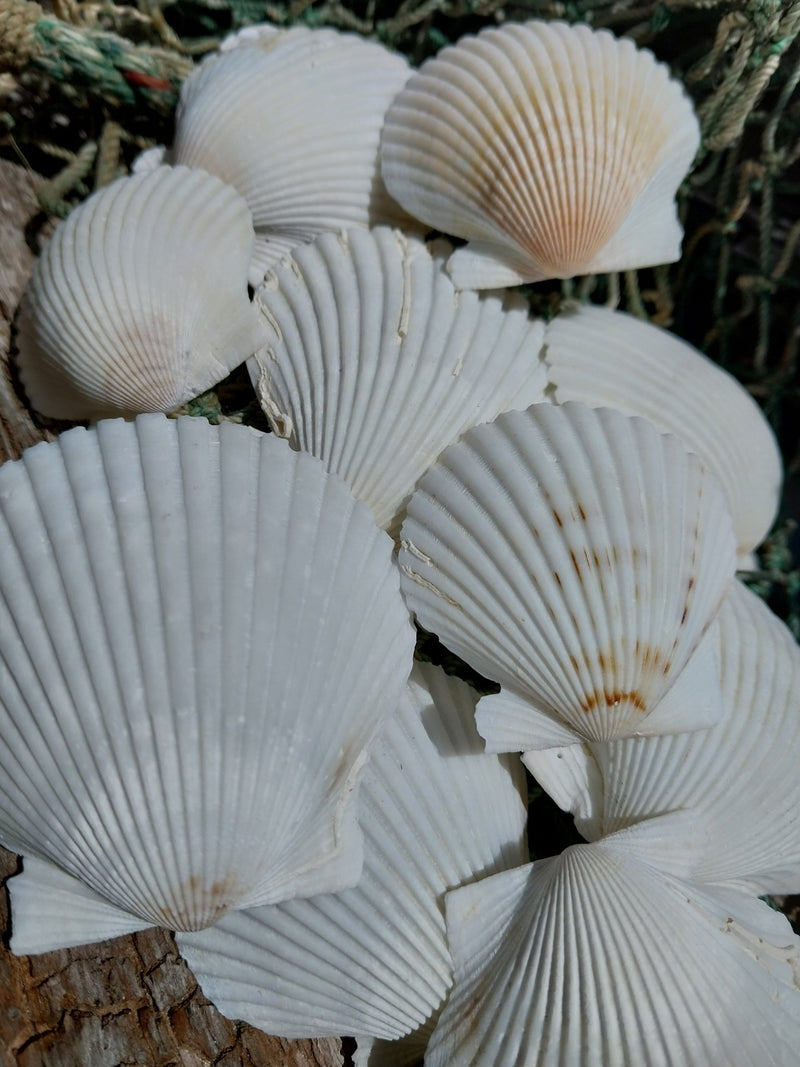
[250, 226, 548, 533]
[6, 12, 799, 1067]
[168, 25, 414, 284]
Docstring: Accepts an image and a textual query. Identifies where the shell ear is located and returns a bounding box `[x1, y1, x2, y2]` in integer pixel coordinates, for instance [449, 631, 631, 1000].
[381, 19, 700, 288]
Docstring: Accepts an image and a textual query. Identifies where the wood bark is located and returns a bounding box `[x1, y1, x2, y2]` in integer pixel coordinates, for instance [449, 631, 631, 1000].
[0, 160, 343, 1067]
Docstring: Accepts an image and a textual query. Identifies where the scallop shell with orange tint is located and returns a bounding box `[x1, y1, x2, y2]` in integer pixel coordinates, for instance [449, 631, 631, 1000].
[399, 403, 736, 747]
[381, 20, 700, 289]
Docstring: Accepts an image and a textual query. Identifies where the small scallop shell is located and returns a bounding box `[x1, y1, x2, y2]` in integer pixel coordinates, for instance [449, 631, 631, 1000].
[16, 166, 267, 420]
[543, 304, 782, 557]
[0, 414, 414, 946]
[426, 817, 800, 1067]
[525, 578, 800, 893]
[170, 663, 528, 1041]
[399, 402, 736, 746]
[381, 20, 700, 289]
[250, 227, 548, 533]
[169, 26, 413, 285]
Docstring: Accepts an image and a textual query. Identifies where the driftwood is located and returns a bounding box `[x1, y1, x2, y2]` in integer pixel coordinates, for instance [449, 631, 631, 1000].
[0, 159, 343, 1067]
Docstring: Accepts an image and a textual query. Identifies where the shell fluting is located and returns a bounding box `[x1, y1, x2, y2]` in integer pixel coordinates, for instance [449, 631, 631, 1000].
[176, 662, 527, 1041]
[170, 26, 413, 284]
[250, 227, 548, 532]
[426, 822, 800, 1067]
[381, 20, 700, 288]
[543, 305, 782, 557]
[0, 415, 414, 939]
[400, 402, 736, 746]
[16, 166, 267, 420]
[525, 578, 800, 893]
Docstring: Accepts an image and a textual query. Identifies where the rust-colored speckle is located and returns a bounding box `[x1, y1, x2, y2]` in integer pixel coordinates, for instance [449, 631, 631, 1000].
[569, 654, 580, 673]
[680, 604, 689, 625]
[569, 549, 581, 577]
[553, 509, 564, 528]
[554, 571, 563, 589]
[577, 503, 587, 521]
[580, 689, 648, 714]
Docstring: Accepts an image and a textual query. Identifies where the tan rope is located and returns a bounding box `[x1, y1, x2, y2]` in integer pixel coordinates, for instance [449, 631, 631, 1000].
[0, 0, 43, 68]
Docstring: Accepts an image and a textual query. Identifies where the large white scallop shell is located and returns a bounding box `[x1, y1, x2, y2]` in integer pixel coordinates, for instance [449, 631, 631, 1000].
[399, 403, 736, 747]
[525, 578, 800, 893]
[250, 227, 548, 533]
[543, 304, 782, 556]
[16, 166, 267, 420]
[426, 817, 800, 1067]
[381, 20, 700, 289]
[174, 662, 527, 1041]
[169, 26, 412, 285]
[0, 414, 414, 946]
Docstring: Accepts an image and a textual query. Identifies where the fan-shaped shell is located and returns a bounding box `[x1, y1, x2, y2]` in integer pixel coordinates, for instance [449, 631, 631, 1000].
[543, 304, 782, 556]
[16, 166, 267, 420]
[525, 578, 800, 893]
[427, 819, 800, 1067]
[169, 25, 412, 285]
[0, 414, 414, 942]
[381, 20, 700, 289]
[250, 227, 548, 533]
[174, 662, 527, 1040]
[399, 403, 736, 746]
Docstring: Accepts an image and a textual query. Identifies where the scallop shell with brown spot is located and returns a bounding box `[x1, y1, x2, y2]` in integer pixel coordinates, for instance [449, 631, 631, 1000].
[0, 414, 414, 949]
[16, 165, 267, 420]
[381, 20, 700, 289]
[399, 402, 736, 748]
[169, 25, 413, 286]
[525, 578, 800, 893]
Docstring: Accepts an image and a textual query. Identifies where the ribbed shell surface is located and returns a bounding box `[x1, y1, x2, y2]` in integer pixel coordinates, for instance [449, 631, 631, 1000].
[525, 579, 800, 893]
[169, 26, 412, 284]
[16, 166, 266, 419]
[176, 662, 528, 1040]
[381, 20, 700, 288]
[399, 403, 736, 746]
[0, 415, 414, 937]
[426, 821, 800, 1067]
[543, 304, 782, 556]
[250, 227, 548, 532]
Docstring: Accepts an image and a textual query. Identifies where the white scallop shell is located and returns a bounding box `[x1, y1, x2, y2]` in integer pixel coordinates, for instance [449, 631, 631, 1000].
[427, 817, 800, 1067]
[169, 26, 413, 285]
[250, 227, 548, 533]
[381, 20, 700, 289]
[174, 662, 527, 1040]
[0, 414, 414, 946]
[399, 402, 736, 746]
[525, 578, 800, 893]
[16, 166, 267, 420]
[543, 304, 782, 556]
